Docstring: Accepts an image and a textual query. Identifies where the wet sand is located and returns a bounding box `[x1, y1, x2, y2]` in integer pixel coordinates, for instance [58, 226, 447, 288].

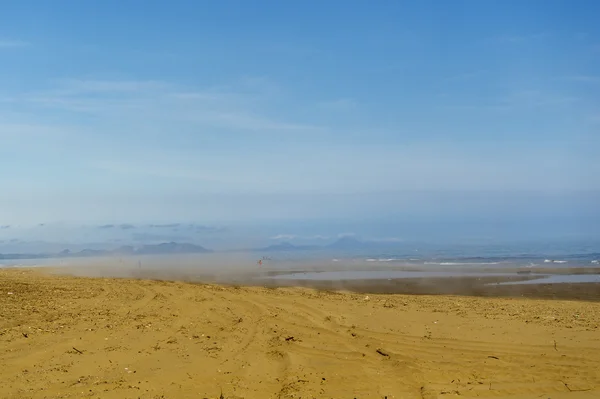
[1, 268, 600, 398]
[262, 276, 600, 302]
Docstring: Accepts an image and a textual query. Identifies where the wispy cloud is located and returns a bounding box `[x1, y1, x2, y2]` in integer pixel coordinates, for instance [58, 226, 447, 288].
[270, 234, 331, 241]
[565, 75, 600, 83]
[446, 70, 487, 81]
[131, 232, 192, 242]
[317, 98, 357, 111]
[489, 32, 549, 44]
[149, 223, 180, 229]
[96, 223, 136, 230]
[186, 110, 324, 132]
[58, 79, 168, 93]
[441, 89, 578, 112]
[0, 123, 73, 140]
[7, 77, 325, 134]
[0, 39, 30, 48]
[270, 234, 296, 240]
[505, 90, 578, 107]
[91, 159, 229, 183]
[370, 237, 404, 243]
[311, 235, 330, 240]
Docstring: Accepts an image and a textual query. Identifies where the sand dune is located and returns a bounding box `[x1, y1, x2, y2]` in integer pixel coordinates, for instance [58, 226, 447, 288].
[1, 268, 599, 398]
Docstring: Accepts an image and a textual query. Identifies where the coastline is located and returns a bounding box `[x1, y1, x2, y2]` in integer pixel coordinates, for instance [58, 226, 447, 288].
[47, 262, 600, 302]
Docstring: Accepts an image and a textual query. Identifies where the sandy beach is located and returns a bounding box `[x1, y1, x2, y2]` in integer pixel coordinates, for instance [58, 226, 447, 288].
[1, 268, 599, 399]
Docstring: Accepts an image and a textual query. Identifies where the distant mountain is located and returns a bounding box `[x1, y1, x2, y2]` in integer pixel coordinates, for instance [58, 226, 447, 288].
[257, 242, 319, 252]
[327, 236, 370, 250]
[74, 249, 108, 257]
[248, 237, 391, 253]
[135, 242, 211, 255]
[112, 245, 136, 255]
[0, 242, 211, 260]
[70, 242, 211, 257]
[248, 237, 376, 253]
[0, 253, 47, 260]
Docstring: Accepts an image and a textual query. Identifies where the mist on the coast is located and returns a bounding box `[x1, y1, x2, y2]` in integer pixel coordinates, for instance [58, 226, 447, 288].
[2, 1, 599, 288]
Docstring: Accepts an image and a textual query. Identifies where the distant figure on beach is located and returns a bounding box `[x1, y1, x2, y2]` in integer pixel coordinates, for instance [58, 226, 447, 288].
[257, 259, 263, 266]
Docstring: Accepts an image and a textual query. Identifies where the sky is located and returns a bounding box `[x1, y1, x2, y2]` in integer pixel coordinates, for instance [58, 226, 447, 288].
[1, 1, 599, 242]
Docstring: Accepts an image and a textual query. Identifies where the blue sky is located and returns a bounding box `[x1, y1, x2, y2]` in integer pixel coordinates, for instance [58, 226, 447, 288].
[1, 1, 599, 232]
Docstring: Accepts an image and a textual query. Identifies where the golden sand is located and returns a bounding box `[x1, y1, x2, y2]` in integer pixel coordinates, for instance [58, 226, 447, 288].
[1, 268, 599, 398]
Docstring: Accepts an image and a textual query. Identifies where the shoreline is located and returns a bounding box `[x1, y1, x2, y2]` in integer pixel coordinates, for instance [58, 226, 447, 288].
[47, 265, 600, 302]
[267, 278, 600, 301]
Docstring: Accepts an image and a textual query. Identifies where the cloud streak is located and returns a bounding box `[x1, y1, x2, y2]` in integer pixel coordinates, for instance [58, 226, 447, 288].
[59, 79, 168, 93]
[317, 98, 357, 111]
[565, 75, 600, 83]
[7, 78, 324, 135]
[0, 39, 30, 48]
[440, 89, 579, 111]
[270, 234, 331, 241]
[270, 234, 296, 240]
[149, 223, 180, 229]
[488, 32, 549, 44]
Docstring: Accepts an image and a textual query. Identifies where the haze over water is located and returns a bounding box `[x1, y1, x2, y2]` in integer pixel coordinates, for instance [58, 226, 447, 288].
[1, 1, 598, 274]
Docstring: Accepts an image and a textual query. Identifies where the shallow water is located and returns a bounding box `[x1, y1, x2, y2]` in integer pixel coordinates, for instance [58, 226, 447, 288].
[491, 274, 600, 285]
[269, 270, 522, 281]
[3, 252, 599, 287]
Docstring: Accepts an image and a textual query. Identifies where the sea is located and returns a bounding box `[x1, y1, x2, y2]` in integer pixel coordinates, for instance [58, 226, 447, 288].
[1, 240, 599, 285]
